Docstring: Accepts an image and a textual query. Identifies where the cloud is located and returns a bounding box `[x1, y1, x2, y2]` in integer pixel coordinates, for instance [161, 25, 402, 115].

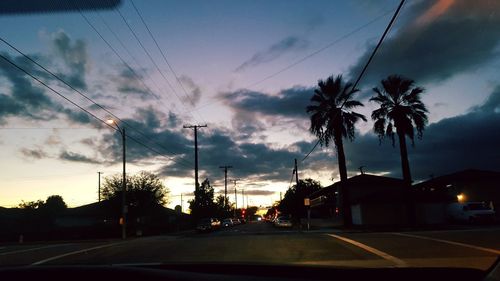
[179, 75, 202, 106]
[115, 67, 151, 100]
[344, 85, 500, 180]
[20, 147, 49, 160]
[52, 31, 88, 90]
[222, 87, 313, 119]
[348, 0, 500, 95]
[239, 189, 276, 196]
[59, 150, 101, 164]
[235, 36, 309, 72]
[0, 52, 57, 123]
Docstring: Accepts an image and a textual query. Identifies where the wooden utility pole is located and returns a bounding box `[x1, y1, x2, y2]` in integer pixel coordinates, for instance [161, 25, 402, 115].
[219, 165, 233, 207]
[97, 172, 102, 202]
[183, 124, 207, 196]
[294, 158, 299, 186]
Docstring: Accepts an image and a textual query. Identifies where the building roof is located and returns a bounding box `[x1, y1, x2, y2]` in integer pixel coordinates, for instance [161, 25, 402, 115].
[414, 169, 500, 189]
[309, 174, 405, 199]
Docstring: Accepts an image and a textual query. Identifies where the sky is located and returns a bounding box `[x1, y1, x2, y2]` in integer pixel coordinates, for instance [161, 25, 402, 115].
[0, 0, 499, 210]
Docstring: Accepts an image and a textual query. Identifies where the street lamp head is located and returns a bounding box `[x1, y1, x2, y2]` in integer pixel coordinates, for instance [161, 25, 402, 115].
[106, 119, 116, 125]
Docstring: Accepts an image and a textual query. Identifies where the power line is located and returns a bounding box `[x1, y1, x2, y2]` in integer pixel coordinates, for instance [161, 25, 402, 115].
[195, 8, 395, 111]
[0, 50, 192, 169]
[95, 10, 164, 96]
[114, 4, 204, 124]
[300, 0, 406, 164]
[0, 53, 116, 132]
[0, 36, 192, 167]
[129, 0, 199, 109]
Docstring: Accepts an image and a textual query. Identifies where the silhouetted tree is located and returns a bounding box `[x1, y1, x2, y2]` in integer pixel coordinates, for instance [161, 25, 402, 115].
[279, 178, 321, 221]
[306, 75, 366, 226]
[189, 179, 217, 220]
[18, 200, 44, 210]
[101, 171, 170, 216]
[370, 75, 428, 185]
[214, 194, 232, 218]
[40, 195, 67, 216]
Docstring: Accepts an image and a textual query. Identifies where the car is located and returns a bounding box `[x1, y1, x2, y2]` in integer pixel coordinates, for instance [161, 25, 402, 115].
[196, 218, 219, 232]
[221, 218, 234, 227]
[447, 202, 496, 223]
[232, 218, 242, 225]
[274, 216, 293, 228]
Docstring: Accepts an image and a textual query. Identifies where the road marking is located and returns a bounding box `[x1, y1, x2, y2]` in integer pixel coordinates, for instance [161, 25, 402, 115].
[392, 233, 500, 255]
[0, 244, 72, 256]
[31, 242, 123, 265]
[327, 234, 407, 267]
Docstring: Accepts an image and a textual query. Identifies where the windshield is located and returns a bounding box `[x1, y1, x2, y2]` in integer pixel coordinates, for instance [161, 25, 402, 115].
[0, 0, 499, 271]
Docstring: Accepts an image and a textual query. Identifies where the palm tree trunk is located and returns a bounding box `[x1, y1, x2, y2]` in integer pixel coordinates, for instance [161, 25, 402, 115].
[397, 131, 412, 185]
[335, 133, 352, 227]
[397, 130, 416, 225]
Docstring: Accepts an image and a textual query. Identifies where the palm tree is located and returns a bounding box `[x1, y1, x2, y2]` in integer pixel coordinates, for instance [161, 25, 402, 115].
[307, 75, 366, 226]
[370, 74, 428, 185]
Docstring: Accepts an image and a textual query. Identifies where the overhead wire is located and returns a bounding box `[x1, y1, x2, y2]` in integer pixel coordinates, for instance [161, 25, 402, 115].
[300, 0, 406, 164]
[113, 3, 205, 123]
[195, 7, 395, 111]
[0, 36, 193, 167]
[0, 42, 192, 169]
[129, 0, 199, 110]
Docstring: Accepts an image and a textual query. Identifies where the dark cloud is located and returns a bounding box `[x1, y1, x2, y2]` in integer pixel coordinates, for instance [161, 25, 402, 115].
[0, 52, 57, 123]
[348, 0, 500, 95]
[167, 111, 181, 128]
[222, 87, 313, 119]
[52, 31, 88, 90]
[344, 86, 500, 181]
[20, 147, 48, 160]
[59, 150, 101, 164]
[116, 67, 150, 100]
[235, 36, 309, 72]
[179, 75, 201, 106]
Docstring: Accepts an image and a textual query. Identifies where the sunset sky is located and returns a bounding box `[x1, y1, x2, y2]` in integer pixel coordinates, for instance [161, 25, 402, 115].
[0, 0, 499, 210]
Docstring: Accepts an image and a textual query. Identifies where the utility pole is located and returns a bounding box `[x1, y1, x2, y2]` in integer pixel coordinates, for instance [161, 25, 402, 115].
[183, 124, 207, 198]
[180, 193, 183, 213]
[219, 165, 232, 207]
[232, 179, 240, 217]
[97, 172, 102, 202]
[242, 188, 245, 209]
[107, 119, 127, 239]
[294, 158, 299, 186]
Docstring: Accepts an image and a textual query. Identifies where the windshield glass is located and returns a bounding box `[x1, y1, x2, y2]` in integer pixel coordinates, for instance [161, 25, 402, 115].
[0, 0, 499, 271]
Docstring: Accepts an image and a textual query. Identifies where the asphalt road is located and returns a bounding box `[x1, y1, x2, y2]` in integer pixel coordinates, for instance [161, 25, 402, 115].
[1, 222, 499, 270]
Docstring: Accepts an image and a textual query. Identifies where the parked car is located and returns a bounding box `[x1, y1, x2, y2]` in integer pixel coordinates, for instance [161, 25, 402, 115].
[222, 218, 234, 227]
[196, 218, 220, 232]
[274, 216, 293, 228]
[447, 202, 495, 223]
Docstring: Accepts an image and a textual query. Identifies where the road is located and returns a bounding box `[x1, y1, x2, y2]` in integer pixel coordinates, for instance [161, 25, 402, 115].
[0, 222, 499, 269]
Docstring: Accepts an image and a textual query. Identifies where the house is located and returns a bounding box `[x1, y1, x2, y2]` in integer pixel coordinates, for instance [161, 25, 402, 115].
[309, 174, 409, 226]
[414, 169, 500, 220]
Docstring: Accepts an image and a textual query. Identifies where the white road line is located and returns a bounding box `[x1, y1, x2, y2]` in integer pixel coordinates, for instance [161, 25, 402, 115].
[327, 234, 407, 267]
[392, 232, 500, 255]
[31, 242, 123, 265]
[0, 244, 72, 256]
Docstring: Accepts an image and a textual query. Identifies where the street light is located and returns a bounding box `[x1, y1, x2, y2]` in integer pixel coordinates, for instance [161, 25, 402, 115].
[107, 119, 127, 239]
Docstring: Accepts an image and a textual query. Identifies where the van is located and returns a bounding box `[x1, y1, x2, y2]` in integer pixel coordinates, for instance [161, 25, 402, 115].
[446, 202, 495, 223]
